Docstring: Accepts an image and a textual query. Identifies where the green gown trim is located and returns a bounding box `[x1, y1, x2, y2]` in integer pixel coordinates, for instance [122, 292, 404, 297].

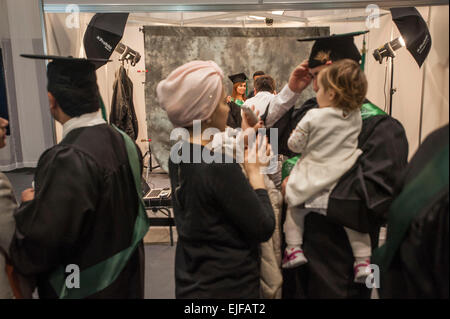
[232, 98, 244, 107]
[49, 125, 150, 299]
[372, 143, 449, 273]
[282, 155, 301, 181]
[360, 102, 386, 120]
[99, 96, 107, 122]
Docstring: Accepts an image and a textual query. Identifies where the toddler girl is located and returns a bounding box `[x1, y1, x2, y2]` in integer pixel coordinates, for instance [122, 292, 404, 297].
[282, 59, 372, 283]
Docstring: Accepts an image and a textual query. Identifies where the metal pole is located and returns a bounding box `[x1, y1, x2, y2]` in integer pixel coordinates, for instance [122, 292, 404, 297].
[418, 6, 432, 145]
[389, 57, 394, 116]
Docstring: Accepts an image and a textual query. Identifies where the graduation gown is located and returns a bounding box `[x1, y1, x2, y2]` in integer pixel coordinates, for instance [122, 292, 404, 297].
[373, 124, 449, 299]
[9, 124, 145, 299]
[277, 98, 409, 298]
[226, 100, 243, 129]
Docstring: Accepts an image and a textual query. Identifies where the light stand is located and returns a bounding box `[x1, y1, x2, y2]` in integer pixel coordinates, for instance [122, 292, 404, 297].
[389, 57, 395, 116]
[373, 37, 405, 115]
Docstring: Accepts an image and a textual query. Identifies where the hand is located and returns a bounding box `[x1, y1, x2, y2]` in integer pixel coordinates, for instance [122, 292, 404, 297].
[281, 176, 289, 197]
[0, 117, 8, 149]
[288, 60, 312, 93]
[243, 135, 273, 190]
[21, 188, 35, 202]
[226, 96, 232, 103]
[244, 135, 273, 172]
[241, 105, 263, 131]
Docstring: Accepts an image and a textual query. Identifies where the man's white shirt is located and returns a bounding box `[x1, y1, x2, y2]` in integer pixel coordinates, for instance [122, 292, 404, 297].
[243, 85, 300, 127]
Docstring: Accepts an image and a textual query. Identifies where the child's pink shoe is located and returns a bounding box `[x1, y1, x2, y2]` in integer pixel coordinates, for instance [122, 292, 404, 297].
[353, 259, 372, 283]
[282, 247, 308, 269]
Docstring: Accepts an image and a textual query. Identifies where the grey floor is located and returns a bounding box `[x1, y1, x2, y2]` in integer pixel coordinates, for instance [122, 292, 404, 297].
[5, 167, 176, 299]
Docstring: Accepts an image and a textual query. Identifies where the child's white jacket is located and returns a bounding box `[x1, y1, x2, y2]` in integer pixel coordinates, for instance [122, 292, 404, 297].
[285, 106, 362, 208]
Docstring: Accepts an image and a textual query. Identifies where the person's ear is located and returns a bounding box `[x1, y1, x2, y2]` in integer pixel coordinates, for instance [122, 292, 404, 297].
[48, 92, 57, 110]
[328, 89, 336, 101]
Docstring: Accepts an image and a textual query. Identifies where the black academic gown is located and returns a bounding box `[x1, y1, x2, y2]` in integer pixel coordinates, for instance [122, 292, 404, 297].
[374, 124, 449, 299]
[226, 101, 242, 129]
[276, 98, 409, 298]
[9, 124, 145, 299]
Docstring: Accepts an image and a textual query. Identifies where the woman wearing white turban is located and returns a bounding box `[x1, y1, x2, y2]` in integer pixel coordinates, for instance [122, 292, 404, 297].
[157, 61, 275, 298]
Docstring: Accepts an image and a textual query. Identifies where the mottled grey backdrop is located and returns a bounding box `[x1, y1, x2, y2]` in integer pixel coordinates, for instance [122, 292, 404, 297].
[144, 26, 329, 171]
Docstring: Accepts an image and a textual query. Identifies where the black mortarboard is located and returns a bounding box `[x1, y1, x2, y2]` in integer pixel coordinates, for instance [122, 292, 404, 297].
[297, 31, 369, 68]
[228, 73, 248, 84]
[20, 55, 110, 83]
[21, 54, 110, 117]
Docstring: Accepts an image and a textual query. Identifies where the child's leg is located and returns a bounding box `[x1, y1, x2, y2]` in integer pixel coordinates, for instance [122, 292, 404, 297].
[282, 207, 308, 268]
[343, 227, 372, 260]
[283, 206, 307, 248]
[344, 227, 372, 283]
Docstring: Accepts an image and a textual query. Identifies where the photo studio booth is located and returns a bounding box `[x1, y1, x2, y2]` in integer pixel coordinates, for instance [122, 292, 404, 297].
[0, 0, 449, 173]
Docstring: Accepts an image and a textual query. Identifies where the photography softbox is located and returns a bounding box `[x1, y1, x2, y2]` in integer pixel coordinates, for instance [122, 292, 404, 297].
[390, 7, 432, 67]
[83, 13, 129, 69]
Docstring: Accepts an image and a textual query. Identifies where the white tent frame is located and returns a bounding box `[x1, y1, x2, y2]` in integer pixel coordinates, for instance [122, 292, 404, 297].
[42, 1, 449, 13]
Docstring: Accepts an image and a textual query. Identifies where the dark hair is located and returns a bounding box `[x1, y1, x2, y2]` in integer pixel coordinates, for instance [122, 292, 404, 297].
[47, 61, 100, 117]
[253, 71, 265, 79]
[254, 75, 275, 94]
[319, 59, 367, 113]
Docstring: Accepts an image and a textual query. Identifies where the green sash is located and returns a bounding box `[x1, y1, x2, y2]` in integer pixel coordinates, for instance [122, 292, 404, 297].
[361, 102, 386, 120]
[49, 125, 150, 299]
[232, 98, 244, 107]
[99, 96, 108, 122]
[372, 143, 449, 273]
[282, 155, 301, 180]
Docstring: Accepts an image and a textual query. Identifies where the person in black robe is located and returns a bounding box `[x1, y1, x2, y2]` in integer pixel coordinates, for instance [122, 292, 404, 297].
[9, 55, 146, 299]
[372, 124, 448, 299]
[226, 73, 248, 128]
[266, 32, 409, 298]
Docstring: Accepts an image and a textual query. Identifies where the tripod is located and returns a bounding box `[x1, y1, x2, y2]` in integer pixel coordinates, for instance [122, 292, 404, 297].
[141, 138, 160, 182]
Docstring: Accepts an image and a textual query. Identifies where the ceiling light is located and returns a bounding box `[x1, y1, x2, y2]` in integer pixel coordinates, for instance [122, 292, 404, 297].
[248, 15, 266, 20]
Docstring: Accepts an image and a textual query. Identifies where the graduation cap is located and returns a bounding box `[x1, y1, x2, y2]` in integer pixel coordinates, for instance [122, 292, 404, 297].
[228, 73, 248, 84]
[21, 54, 110, 117]
[20, 54, 111, 64]
[20, 54, 110, 86]
[298, 31, 369, 68]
